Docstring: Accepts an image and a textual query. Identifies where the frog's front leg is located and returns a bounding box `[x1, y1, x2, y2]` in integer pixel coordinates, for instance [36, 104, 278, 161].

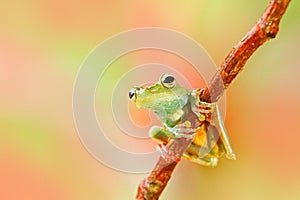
[150, 123, 197, 162]
[149, 125, 180, 162]
[149, 122, 196, 143]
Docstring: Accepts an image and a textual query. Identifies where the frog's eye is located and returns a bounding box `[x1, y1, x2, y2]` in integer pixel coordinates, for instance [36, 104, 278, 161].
[161, 74, 176, 88]
[129, 88, 136, 101]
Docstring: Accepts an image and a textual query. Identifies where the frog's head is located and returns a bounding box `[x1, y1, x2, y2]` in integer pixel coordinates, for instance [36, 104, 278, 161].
[129, 74, 189, 123]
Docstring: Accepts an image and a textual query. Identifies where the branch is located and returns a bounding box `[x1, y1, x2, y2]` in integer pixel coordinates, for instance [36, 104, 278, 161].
[135, 1, 291, 199]
[136, 139, 189, 200]
[201, 0, 291, 102]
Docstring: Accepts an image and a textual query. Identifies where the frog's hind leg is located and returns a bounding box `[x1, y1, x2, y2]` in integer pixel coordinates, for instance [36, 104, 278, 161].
[183, 152, 218, 167]
[215, 105, 236, 160]
[184, 142, 219, 167]
[198, 157, 218, 167]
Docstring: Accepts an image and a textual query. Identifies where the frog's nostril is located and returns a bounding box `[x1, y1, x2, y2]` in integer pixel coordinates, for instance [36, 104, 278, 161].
[129, 89, 136, 100]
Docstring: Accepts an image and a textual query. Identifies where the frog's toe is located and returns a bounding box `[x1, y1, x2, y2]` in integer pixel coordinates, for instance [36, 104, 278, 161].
[226, 153, 236, 160]
[210, 158, 218, 167]
[157, 144, 181, 163]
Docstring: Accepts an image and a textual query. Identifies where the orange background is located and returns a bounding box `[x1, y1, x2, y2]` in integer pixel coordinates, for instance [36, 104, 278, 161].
[1, 0, 300, 199]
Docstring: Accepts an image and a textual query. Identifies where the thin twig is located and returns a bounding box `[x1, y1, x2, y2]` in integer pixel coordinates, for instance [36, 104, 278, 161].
[135, 0, 291, 199]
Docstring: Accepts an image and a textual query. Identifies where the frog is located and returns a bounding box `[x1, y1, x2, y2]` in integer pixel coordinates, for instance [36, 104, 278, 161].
[129, 74, 235, 166]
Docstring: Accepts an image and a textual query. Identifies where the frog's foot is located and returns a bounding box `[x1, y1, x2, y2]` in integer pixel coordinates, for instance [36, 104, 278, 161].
[220, 137, 236, 160]
[226, 152, 236, 160]
[183, 150, 219, 167]
[195, 157, 218, 167]
[157, 143, 181, 163]
[202, 157, 218, 167]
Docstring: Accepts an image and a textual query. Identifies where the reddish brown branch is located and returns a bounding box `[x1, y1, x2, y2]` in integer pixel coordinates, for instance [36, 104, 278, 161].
[136, 138, 192, 200]
[136, 158, 177, 200]
[136, 0, 291, 199]
[201, 0, 291, 102]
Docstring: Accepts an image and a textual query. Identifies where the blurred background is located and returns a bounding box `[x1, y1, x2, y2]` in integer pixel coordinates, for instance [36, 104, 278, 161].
[1, 0, 300, 199]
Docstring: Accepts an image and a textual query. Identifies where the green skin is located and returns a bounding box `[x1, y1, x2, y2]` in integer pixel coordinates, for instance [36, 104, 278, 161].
[134, 79, 188, 127]
[130, 74, 235, 166]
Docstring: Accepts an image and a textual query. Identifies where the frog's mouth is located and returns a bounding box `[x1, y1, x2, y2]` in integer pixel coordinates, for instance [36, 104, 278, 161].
[129, 87, 154, 109]
[129, 87, 150, 109]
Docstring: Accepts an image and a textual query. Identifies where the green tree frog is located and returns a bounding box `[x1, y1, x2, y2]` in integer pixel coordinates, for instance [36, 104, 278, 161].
[129, 74, 235, 166]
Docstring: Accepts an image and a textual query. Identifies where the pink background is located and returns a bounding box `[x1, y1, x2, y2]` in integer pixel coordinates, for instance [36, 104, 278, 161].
[1, 0, 300, 199]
